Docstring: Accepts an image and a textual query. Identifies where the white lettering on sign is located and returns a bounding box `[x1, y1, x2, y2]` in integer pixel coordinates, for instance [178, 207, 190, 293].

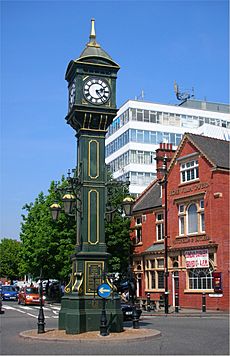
[185, 249, 209, 268]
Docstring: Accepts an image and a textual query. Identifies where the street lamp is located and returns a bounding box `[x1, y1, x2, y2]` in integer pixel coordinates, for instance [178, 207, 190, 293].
[162, 154, 169, 314]
[122, 196, 135, 217]
[62, 193, 76, 215]
[50, 202, 62, 221]
[50, 169, 81, 221]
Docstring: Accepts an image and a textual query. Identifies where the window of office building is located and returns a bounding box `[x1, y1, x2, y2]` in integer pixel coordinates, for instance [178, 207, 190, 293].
[130, 108, 137, 121]
[137, 109, 143, 121]
[130, 150, 155, 165]
[106, 106, 229, 138]
[130, 129, 183, 146]
[131, 172, 156, 186]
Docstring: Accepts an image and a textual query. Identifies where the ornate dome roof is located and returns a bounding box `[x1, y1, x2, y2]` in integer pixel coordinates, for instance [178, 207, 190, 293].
[76, 19, 119, 66]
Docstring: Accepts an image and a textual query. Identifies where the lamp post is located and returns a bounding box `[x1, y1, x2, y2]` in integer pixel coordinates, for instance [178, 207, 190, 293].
[162, 155, 169, 314]
[105, 193, 140, 329]
[122, 196, 140, 328]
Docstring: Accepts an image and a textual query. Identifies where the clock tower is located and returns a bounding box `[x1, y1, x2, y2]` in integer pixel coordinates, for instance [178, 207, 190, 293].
[58, 19, 123, 334]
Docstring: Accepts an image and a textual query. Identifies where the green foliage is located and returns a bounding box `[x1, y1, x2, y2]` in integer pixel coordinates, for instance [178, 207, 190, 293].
[0, 238, 22, 282]
[19, 179, 76, 282]
[19, 170, 133, 282]
[105, 171, 133, 274]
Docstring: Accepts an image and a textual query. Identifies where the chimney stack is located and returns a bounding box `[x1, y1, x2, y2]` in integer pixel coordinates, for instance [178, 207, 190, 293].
[155, 143, 175, 180]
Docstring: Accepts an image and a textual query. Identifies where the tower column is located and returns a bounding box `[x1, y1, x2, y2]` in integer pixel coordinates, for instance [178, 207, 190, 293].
[58, 20, 122, 334]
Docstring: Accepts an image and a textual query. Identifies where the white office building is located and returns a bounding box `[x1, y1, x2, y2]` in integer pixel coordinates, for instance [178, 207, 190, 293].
[105, 99, 230, 195]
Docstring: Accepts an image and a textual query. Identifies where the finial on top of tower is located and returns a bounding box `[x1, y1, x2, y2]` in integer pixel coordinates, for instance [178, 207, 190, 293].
[90, 18, 96, 39]
[88, 18, 100, 48]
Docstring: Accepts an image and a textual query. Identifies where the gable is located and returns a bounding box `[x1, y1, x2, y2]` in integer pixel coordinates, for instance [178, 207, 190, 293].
[168, 133, 230, 174]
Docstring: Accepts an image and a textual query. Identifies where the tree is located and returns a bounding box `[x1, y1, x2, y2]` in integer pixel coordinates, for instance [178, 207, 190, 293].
[0, 238, 22, 282]
[19, 180, 76, 282]
[105, 172, 133, 274]
[19, 172, 133, 282]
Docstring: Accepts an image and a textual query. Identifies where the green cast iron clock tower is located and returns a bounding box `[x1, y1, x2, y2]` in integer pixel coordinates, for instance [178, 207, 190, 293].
[58, 19, 123, 334]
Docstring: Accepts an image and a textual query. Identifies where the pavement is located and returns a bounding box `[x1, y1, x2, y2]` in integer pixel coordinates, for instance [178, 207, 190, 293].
[141, 306, 229, 317]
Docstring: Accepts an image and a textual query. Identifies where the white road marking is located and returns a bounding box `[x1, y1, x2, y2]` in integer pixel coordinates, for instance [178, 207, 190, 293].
[15, 309, 26, 314]
[26, 313, 37, 318]
[2, 305, 16, 310]
[17, 305, 33, 310]
[49, 305, 61, 310]
[2, 304, 58, 318]
[34, 306, 52, 311]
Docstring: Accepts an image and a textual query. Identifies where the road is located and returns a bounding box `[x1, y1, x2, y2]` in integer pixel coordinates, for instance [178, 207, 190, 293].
[1, 301, 229, 355]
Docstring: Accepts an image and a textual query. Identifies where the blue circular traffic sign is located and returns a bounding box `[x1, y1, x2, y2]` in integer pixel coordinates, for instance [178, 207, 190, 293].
[97, 283, 112, 299]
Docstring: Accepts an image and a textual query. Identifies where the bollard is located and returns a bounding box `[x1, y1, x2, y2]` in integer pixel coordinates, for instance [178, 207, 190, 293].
[202, 292, 206, 312]
[0, 296, 4, 314]
[142, 300, 146, 311]
[0, 284, 3, 314]
[37, 280, 45, 333]
[147, 293, 151, 312]
[132, 306, 140, 329]
[175, 293, 179, 313]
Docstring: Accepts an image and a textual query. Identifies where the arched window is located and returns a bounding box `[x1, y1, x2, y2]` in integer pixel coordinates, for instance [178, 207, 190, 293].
[187, 203, 198, 234]
[178, 199, 205, 236]
[188, 268, 213, 290]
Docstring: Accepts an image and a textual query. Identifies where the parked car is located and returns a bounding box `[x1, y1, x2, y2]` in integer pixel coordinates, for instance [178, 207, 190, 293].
[1, 285, 18, 301]
[121, 302, 142, 321]
[18, 287, 45, 306]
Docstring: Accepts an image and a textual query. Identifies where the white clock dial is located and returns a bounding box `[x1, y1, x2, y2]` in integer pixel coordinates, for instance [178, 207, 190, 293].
[83, 78, 111, 105]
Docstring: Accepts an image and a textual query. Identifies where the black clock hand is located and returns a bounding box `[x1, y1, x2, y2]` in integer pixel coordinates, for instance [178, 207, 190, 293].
[96, 88, 104, 98]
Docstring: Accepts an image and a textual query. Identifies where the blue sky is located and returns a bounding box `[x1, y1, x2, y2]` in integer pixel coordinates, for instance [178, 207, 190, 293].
[1, 0, 229, 240]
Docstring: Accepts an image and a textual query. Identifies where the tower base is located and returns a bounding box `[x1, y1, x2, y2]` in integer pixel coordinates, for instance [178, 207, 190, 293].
[58, 293, 124, 334]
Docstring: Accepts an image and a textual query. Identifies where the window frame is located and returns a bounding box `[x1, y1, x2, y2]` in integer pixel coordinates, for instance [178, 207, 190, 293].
[188, 267, 213, 290]
[178, 199, 205, 236]
[156, 212, 164, 241]
[145, 258, 165, 291]
[134, 216, 142, 245]
[180, 159, 199, 183]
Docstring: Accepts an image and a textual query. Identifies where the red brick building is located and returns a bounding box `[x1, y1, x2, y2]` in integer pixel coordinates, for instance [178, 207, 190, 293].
[131, 134, 229, 311]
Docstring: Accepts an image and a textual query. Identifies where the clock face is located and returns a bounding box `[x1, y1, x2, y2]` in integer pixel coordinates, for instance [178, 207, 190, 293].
[83, 78, 111, 105]
[69, 82, 76, 110]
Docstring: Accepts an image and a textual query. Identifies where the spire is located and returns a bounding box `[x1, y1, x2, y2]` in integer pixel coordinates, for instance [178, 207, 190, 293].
[87, 18, 100, 48]
[90, 18, 96, 39]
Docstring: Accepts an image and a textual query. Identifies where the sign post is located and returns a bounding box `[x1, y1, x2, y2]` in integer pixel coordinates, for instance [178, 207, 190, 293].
[97, 283, 112, 336]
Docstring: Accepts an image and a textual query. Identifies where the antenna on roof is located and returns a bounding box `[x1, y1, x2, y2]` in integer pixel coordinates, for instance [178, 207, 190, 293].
[174, 81, 194, 102]
[135, 90, 145, 101]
